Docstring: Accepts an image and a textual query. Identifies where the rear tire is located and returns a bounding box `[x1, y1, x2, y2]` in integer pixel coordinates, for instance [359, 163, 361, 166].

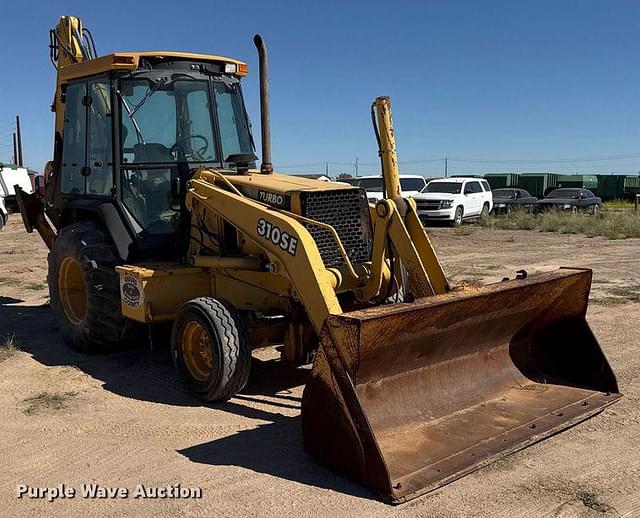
[480, 203, 490, 218]
[451, 206, 464, 227]
[48, 222, 142, 353]
[171, 297, 251, 402]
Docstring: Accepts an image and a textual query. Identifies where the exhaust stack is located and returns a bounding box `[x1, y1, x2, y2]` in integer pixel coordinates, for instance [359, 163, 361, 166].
[253, 35, 273, 174]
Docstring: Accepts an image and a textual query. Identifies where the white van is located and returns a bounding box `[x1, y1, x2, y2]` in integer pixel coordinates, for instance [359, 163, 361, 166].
[342, 175, 428, 203]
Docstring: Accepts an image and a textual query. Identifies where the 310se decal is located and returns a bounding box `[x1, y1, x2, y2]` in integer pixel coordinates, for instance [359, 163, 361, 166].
[257, 218, 298, 255]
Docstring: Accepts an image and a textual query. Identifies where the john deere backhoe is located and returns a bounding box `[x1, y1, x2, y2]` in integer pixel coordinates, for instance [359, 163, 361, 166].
[17, 15, 620, 502]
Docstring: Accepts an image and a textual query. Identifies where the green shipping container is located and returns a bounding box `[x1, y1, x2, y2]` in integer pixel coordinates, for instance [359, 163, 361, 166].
[623, 175, 640, 198]
[517, 173, 559, 198]
[557, 175, 598, 190]
[596, 175, 640, 200]
[596, 175, 624, 201]
[484, 173, 520, 190]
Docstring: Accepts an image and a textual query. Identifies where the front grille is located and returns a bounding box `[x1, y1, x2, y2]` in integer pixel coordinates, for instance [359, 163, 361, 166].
[300, 188, 372, 268]
[415, 199, 443, 210]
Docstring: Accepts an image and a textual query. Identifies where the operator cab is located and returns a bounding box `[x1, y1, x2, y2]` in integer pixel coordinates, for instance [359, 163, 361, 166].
[55, 53, 255, 256]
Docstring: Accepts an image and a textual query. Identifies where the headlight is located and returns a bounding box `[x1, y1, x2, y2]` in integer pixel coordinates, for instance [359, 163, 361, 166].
[498, 203, 506, 208]
[440, 200, 453, 209]
[563, 204, 571, 209]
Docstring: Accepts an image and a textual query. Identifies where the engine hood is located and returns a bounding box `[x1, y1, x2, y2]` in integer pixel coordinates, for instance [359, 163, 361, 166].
[413, 192, 457, 201]
[208, 169, 360, 210]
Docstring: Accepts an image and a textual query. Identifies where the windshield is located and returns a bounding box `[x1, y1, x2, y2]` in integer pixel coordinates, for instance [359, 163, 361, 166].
[120, 79, 216, 163]
[346, 177, 424, 192]
[400, 178, 426, 191]
[546, 189, 579, 199]
[425, 181, 462, 194]
[117, 75, 254, 235]
[493, 189, 517, 198]
[119, 78, 253, 164]
[352, 178, 384, 191]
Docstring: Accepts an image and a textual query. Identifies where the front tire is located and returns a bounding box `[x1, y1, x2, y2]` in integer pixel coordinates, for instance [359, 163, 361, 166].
[48, 222, 142, 353]
[592, 204, 600, 217]
[451, 206, 464, 227]
[171, 297, 251, 402]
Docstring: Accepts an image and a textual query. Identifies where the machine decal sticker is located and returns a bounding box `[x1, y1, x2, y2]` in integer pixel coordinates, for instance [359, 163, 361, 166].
[257, 218, 298, 255]
[121, 274, 143, 309]
[257, 190, 287, 208]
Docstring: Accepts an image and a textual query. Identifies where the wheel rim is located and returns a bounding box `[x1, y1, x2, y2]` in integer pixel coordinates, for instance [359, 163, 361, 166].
[58, 256, 87, 325]
[182, 320, 215, 382]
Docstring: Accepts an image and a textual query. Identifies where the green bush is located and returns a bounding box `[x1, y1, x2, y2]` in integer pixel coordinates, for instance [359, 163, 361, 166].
[479, 210, 640, 239]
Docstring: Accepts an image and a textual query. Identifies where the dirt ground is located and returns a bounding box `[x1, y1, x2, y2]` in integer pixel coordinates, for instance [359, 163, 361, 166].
[1, 216, 639, 518]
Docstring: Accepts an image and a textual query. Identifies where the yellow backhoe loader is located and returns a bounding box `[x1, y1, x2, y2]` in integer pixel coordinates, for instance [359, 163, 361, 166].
[16, 15, 620, 503]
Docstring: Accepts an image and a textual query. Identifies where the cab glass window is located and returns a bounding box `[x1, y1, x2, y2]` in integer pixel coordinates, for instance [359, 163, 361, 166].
[60, 82, 86, 194]
[214, 82, 252, 160]
[119, 79, 217, 164]
[86, 80, 113, 195]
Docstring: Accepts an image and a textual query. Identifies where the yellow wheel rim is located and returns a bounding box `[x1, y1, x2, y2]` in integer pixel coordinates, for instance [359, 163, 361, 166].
[182, 320, 214, 382]
[58, 256, 87, 325]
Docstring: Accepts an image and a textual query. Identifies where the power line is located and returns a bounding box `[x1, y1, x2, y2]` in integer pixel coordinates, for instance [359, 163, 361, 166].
[447, 152, 640, 164]
[276, 151, 640, 172]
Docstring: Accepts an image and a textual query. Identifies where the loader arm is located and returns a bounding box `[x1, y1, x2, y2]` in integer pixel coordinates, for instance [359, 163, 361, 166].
[186, 170, 342, 332]
[370, 97, 449, 297]
[186, 168, 449, 331]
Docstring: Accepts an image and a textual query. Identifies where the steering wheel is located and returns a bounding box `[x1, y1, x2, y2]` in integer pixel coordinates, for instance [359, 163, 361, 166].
[170, 135, 209, 160]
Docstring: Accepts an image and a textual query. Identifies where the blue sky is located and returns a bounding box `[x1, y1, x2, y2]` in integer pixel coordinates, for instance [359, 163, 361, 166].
[2, 1, 640, 177]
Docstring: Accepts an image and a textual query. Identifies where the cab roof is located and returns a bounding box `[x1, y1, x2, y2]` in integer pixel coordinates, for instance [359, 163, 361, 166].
[59, 51, 247, 82]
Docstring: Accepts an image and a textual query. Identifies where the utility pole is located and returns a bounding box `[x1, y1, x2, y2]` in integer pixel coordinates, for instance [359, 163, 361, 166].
[16, 115, 23, 166]
[444, 157, 448, 178]
[325, 161, 329, 178]
[355, 156, 359, 178]
[12, 132, 17, 165]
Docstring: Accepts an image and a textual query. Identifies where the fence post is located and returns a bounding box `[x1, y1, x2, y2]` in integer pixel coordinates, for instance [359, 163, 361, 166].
[636, 194, 640, 212]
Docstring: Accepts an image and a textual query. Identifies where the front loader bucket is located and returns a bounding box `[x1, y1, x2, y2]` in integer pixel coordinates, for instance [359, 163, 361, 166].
[302, 268, 620, 503]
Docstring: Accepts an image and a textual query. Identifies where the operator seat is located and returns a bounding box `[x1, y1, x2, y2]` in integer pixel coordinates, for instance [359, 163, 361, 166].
[132, 143, 174, 232]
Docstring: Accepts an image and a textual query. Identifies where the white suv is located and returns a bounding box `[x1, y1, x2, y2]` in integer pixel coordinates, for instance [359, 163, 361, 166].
[413, 177, 492, 226]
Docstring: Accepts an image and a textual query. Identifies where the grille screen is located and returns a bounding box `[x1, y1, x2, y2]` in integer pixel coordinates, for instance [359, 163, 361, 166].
[300, 189, 372, 267]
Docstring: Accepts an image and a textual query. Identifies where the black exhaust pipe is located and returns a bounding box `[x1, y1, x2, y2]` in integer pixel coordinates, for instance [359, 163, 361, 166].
[253, 34, 273, 174]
